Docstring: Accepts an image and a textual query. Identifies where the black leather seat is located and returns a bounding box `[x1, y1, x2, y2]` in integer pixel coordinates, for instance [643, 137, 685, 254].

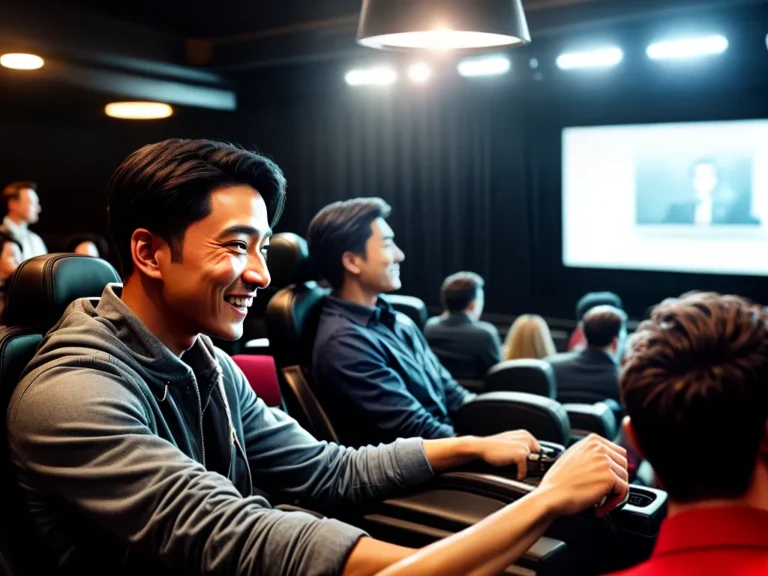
[265, 236, 572, 445]
[382, 294, 428, 332]
[0, 254, 121, 575]
[487, 360, 618, 441]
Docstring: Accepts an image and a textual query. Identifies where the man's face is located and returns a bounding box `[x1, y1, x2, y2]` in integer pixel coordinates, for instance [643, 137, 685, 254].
[157, 185, 272, 342]
[354, 218, 405, 294]
[8, 188, 41, 224]
[692, 163, 718, 198]
[0, 241, 21, 280]
[74, 241, 100, 257]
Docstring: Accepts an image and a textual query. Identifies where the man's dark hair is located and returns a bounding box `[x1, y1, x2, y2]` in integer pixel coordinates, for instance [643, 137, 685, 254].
[108, 139, 286, 277]
[583, 305, 627, 348]
[441, 272, 484, 313]
[2, 181, 37, 214]
[575, 291, 623, 320]
[307, 198, 391, 290]
[621, 294, 768, 502]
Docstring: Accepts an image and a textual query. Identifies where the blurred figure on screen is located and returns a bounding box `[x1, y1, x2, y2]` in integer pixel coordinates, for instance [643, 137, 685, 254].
[663, 159, 759, 226]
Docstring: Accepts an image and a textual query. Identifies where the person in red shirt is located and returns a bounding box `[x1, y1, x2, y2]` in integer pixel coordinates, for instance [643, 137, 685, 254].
[611, 292, 768, 576]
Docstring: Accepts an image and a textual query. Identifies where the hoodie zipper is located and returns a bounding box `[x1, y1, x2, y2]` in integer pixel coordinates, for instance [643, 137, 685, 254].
[192, 382, 206, 467]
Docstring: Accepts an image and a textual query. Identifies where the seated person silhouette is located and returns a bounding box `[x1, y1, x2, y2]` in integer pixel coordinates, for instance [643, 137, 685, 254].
[0, 231, 22, 324]
[309, 198, 487, 445]
[502, 314, 556, 361]
[610, 293, 768, 575]
[7, 140, 629, 575]
[548, 305, 627, 405]
[663, 159, 760, 225]
[568, 291, 623, 352]
[424, 271, 501, 380]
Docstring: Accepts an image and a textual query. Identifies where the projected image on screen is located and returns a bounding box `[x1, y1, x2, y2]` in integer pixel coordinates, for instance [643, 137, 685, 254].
[562, 120, 768, 276]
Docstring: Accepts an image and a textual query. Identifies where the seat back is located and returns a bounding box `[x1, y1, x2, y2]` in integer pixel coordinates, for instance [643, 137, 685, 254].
[485, 359, 557, 398]
[382, 294, 428, 332]
[0, 254, 121, 575]
[231, 355, 282, 409]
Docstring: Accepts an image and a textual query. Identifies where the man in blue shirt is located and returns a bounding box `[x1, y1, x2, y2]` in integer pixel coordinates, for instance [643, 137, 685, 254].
[309, 198, 482, 445]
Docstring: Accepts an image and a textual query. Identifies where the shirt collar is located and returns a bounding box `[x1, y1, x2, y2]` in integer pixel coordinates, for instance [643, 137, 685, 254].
[653, 506, 768, 558]
[324, 294, 394, 327]
[3, 216, 27, 233]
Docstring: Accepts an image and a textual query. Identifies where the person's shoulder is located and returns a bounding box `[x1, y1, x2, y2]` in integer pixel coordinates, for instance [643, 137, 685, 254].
[547, 351, 578, 366]
[424, 316, 443, 331]
[474, 320, 500, 338]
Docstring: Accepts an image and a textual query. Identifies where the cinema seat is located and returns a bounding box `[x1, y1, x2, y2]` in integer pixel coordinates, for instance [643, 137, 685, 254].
[0, 254, 121, 576]
[486, 360, 618, 441]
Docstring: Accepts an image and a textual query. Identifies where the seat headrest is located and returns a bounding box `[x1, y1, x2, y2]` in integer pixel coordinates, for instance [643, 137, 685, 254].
[485, 359, 557, 398]
[5, 254, 121, 329]
[268, 233, 313, 288]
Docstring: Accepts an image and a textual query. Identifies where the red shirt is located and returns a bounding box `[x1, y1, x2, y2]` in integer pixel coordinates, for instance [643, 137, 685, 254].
[609, 506, 768, 576]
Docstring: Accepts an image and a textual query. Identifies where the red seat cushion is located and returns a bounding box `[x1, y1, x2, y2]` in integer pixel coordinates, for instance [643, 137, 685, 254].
[568, 326, 586, 352]
[232, 355, 282, 408]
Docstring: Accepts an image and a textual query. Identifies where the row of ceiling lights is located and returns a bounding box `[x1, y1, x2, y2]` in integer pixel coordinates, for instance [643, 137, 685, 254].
[1, 53, 174, 119]
[345, 34, 730, 86]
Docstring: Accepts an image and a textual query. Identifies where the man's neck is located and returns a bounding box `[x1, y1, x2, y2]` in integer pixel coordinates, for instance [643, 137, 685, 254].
[121, 276, 196, 356]
[4, 214, 26, 227]
[586, 345, 615, 359]
[336, 282, 379, 308]
[668, 467, 768, 517]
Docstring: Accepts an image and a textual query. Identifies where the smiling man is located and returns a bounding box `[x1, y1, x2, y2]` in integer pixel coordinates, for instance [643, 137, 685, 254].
[7, 141, 628, 576]
[309, 198, 481, 446]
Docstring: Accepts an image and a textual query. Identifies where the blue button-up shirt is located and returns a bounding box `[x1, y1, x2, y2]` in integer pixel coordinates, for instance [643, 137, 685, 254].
[313, 295, 475, 445]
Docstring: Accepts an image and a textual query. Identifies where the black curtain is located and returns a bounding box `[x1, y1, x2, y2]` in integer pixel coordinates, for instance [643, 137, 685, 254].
[254, 84, 534, 313]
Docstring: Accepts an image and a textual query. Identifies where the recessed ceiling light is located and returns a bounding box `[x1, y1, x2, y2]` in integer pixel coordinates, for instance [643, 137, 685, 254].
[0, 53, 44, 70]
[105, 102, 174, 120]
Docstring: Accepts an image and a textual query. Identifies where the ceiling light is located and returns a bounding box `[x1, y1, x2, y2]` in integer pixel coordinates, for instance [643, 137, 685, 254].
[0, 53, 44, 70]
[646, 35, 728, 60]
[408, 62, 433, 83]
[345, 67, 398, 87]
[105, 102, 174, 120]
[357, 0, 530, 51]
[556, 47, 624, 70]
[458, 56, 511, 77]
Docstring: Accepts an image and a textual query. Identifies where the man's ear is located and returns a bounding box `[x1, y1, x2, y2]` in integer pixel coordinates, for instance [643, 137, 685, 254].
[341, 251, 363, 277]
[622, 416, 647, 460]
[130, 229, 170, 280]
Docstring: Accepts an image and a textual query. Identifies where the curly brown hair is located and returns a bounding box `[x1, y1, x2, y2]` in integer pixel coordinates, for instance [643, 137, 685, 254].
[621, 293, 768, 501]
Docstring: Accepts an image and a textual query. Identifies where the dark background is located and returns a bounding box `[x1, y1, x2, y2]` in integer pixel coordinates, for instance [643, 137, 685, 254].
[1, 0, 767, 320]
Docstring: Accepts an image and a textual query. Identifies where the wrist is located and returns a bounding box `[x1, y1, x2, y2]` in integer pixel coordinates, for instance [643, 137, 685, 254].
[531, 483, 567, 519]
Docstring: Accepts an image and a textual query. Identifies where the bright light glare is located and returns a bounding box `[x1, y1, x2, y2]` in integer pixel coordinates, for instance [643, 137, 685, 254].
[556, 47, 623, 70]
[0, 53, 44, 70]
[359, 30, 525, 51]
[105, 102, 174, 120]
[457, 56, 511, 77]
[646, 35, 728, 60]
[345, 67, 397, 86]
[408, 62, 432, 83]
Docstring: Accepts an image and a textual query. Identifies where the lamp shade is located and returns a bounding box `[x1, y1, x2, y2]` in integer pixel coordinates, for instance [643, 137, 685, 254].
[357, 0, 530, 51]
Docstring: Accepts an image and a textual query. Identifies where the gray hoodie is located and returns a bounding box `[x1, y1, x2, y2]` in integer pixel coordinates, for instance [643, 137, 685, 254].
[6, 284, 434, 575]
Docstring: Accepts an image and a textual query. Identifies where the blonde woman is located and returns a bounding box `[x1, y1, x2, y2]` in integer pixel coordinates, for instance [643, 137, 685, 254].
[503, 314, 556, 361]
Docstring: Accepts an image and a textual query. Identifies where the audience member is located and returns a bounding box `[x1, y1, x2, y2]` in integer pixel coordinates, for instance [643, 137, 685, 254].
[502, 314, 556, 361]
[1, 181, 46, 260]
[0, 232, 22, 324]
[424, 271, 501, 380]
[64, 232, 110, 259]
[611, 294, 768, 575]
[548, 305, 627, 404]
[568, 291, 623, 351]
[309, 198, 479, 444]
[7, 141, 629, 575]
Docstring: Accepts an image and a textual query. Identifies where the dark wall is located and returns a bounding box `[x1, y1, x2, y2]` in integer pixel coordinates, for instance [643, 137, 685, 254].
[1, 3, 767, 319]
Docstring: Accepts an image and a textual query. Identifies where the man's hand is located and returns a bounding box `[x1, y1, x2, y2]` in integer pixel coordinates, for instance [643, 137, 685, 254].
[422, 431, 540, 477]
[537, 434, 629, 518]
[473, 430, 541, 478]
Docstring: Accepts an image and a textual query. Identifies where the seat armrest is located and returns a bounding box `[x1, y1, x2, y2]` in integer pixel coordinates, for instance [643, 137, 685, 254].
[563, 402, 618, 440]
[454, 391, 571, 445]
[457, 378, 486, 393]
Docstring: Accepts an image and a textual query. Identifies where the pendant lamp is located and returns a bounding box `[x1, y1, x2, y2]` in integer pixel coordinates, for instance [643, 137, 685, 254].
[357, 0, 531, 51]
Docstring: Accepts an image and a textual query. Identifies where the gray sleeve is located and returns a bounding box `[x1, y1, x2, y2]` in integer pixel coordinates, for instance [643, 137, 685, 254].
[224, 354, 435, 509]
[7, 363, 367, 576]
